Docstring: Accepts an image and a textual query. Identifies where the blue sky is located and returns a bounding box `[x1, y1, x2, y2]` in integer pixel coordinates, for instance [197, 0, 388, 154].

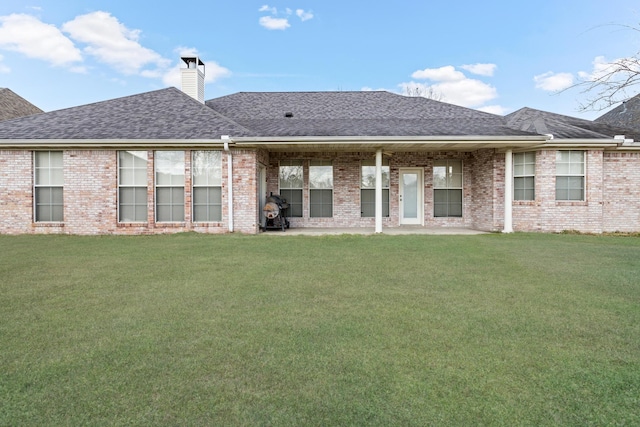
[1, 0, 639, 119]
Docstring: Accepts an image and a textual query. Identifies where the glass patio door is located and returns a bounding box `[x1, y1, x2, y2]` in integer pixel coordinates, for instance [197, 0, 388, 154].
[399, 168, 423, 225]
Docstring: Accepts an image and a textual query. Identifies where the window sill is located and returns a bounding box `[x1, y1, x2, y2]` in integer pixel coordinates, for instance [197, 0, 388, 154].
[117, 222, 148, 227]
[33, 222, 64, 227]
[555, 201, 587, 206]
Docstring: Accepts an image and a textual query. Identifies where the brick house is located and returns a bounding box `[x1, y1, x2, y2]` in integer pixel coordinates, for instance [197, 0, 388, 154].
[1, 56, 640, 235]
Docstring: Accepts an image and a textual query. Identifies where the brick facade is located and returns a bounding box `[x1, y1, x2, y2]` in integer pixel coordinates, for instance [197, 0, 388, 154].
[2, 147, 640, 234]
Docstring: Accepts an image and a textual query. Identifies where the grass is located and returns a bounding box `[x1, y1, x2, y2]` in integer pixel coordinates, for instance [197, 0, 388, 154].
[0, 232, 639, 426]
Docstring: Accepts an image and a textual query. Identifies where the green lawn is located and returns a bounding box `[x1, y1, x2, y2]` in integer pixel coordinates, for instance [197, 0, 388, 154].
[1, 232, 639, 426]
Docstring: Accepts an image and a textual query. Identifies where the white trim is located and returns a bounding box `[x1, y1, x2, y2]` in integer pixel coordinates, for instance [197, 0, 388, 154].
[503, 150, 513, 233]
[399, 168, 424, 225]
[375, 149, 383, 233]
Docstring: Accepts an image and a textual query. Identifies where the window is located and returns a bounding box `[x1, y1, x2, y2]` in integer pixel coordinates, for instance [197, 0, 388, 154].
[361, 158, 389, 217]
[192, 151, 222, 222]
[556, 151, 585, 201]
[34, 151, 63, 222]
[118, 151, 148, 222]
[433, 160, 463, 217]
[279, 160, 303, 217]
[155, 151, 185, 222]
[513, 152, 535, 201]
[310, 160, 333, 217]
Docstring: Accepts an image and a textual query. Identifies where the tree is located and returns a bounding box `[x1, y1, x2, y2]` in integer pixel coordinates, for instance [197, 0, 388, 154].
[402, 84, 444, 101]
[572, 24, 640, 111]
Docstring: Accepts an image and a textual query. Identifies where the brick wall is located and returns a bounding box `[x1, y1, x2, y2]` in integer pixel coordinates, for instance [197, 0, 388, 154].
[3, 147, 640, 235]
[603, 152, 640, 232]
[513, 150, 606, 233]
[266, 150, 501, 230]
[0, 151, 34, 234]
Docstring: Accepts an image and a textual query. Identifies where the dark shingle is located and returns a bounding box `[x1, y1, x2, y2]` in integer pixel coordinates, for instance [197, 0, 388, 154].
[595, 94, 640, 131]
[506, 107, 640, 140]
[206, 91, 535, 137]
[0, 88, 43, 121]
[0, 87, 253, 139]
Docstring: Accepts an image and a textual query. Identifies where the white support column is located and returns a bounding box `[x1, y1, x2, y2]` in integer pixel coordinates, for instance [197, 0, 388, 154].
[223, 136, 234, 232]
[375, 149, 383, 233]
[503, 149, 513, 233]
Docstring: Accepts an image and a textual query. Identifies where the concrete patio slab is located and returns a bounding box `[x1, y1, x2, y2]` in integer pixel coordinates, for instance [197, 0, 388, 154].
[258, 227, 489, 236]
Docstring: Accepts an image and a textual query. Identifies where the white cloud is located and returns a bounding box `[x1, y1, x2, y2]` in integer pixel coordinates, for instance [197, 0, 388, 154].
[259, 5, 312, 30]
[259, 5, 278, 14]
[259, 16, 290, 30]
[411, 65, 465, 82]
[62, 11, 170, 75]
[406, 65, 498, 108]
[296, 9, 314, 21]
[0, 13, 82, 66]
[461, 63, 496, 77]
[476, 105, 508, 115]
[533, 71, 574, 91]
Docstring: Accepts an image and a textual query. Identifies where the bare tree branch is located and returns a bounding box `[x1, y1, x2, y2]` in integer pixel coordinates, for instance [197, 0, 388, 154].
[566, 23, 640, 111]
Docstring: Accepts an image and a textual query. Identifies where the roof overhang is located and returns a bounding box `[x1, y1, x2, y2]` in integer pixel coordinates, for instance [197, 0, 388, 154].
[3, 135, 640, 152]
[231, 135, 548, 152]
[0, 139, 227, 150]
[518, 138, 640, 152]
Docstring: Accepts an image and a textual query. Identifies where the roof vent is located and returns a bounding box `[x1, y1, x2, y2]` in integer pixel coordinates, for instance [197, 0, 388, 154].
[284, 112, 294, 118]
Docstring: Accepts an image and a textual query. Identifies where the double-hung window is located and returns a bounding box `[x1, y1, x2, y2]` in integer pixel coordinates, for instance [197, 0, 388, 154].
[433, 160, 463, 217]
[34, 151, 63, 222]
[556, 151, 585, 201]
[118, 151, 148, 222]
[279, 160, 303, 217]
[361, 158, 389, 217]
[155, 151, 185, 222]
[309, 160, 333, 218]
[192, 151, 222, 222]
[513, 152, 535, 201]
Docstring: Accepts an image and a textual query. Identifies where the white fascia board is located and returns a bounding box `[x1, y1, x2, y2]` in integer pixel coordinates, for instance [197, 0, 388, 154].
[0, 139, 227, 149]
[231, 135, 548, 144]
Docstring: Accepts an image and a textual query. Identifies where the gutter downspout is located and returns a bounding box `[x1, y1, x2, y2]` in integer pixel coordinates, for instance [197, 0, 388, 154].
[503, 149, 513, 233]
[375, 149, 383, 233]
[223, 135, 234, 232]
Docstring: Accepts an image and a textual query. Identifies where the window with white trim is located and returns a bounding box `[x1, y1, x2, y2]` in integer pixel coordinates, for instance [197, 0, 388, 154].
[279, 160, 303, 217]
[192, 151, 222, 222]
[34, 151, 63, 222]
[118, 151, 148, 222]
[433, 160, 463, 217]
[309, 160, 333, 218]
[155, 151, 185, 222]
[513, 152, 535, 201]
[556, 150, 585, 201]
[361, 158, 389, 217]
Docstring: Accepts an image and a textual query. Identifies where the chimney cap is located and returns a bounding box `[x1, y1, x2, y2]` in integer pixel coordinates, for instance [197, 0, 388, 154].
[181, 56, 204, 67]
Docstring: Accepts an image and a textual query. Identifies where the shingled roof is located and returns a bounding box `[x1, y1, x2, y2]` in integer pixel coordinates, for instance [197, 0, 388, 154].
[0, 88, 43, 121]
[0, 87, 252, 140]
[505, 107, 640, 141]
[595, 93, 640, 131]
[3, 87, 633, 143]
[206, 91, 536, 137]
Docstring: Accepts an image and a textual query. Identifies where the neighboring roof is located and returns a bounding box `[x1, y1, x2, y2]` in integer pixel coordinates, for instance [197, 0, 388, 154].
[0, 88, 43, 121]
[206, 91, 536, 137]
[0, 87, 252, 140]
[595, 93, 640, 130]
[505, 107, 640, 141]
